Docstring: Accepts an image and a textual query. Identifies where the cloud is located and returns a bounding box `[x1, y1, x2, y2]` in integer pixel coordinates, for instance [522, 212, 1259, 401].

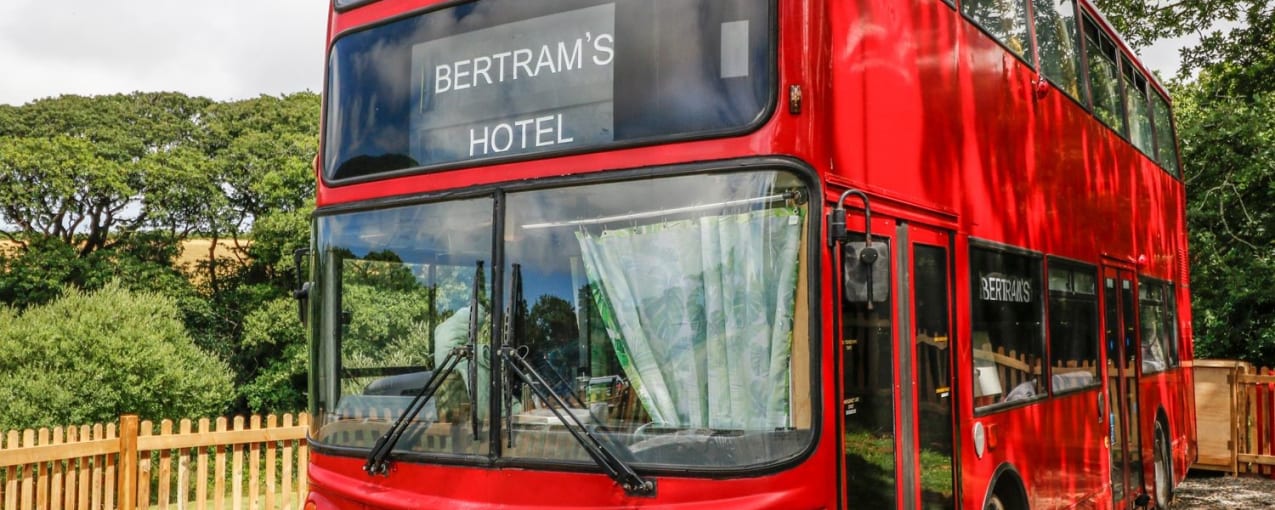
[0, 0, 326, 105]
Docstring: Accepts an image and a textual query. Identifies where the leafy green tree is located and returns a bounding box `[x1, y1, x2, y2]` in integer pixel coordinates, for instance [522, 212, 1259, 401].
[0, 283, 234, 430]
[1173, 71, 1275, 367]
[238, 297, 309, 413]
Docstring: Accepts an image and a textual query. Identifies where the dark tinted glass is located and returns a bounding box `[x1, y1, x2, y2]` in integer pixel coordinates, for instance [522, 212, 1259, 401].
[1047, 261, 1100, 393]
[1151, 93, 1181, 176]
[843, 236, 896, 509]
[325, 0, 774, 181]
[970, 247, 1044, 410]
[1138, 278, 1177, 372]
[1084, 18, 1124, 130]
[1122, 61, 1154, 154]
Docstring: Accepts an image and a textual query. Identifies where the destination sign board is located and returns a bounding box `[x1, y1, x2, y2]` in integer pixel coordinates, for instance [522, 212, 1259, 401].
[409, 4, 616, 164]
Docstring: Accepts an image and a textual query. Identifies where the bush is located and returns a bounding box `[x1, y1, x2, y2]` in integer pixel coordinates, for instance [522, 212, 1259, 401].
[0, 282, 234, 430]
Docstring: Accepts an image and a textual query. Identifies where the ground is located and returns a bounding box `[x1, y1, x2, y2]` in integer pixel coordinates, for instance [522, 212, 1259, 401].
[1170, 471, 1275, 509]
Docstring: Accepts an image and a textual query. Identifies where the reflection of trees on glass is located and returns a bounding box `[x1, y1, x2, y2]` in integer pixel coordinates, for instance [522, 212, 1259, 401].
[1033, 0, 1082, 99]
[1150, 93, 1180, 175]
[1084, 18, 1125, 130]
[842, 238, 896, 509]
[1122, 62, 1156, 155]
[963, 0, 1033, 60]
[524, 294, 582, 394]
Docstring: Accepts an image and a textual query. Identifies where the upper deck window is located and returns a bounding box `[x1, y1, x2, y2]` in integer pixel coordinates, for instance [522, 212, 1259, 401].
[323, 0, 774, 182]
[963, 0, 1034, 62]
[1151, 92, 1181, 177]
[1083, 16, 1124, 132]
[1032, 0, 1082, 100]
[1122, 60, 1155, 156]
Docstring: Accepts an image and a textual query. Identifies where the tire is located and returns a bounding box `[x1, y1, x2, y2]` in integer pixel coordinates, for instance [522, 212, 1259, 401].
[985, 494, 1006, 510]
[1154, 420, 1174, 508]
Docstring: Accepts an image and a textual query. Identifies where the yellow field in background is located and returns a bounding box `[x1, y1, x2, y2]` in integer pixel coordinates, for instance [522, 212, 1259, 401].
[0, 238, 248, 278]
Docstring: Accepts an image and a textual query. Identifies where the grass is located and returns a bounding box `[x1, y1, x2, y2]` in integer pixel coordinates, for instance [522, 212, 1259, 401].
[845, 429, 955, 498]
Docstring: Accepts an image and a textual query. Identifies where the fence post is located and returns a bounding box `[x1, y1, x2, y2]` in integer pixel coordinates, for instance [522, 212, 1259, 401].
[118, 415, 139, 510]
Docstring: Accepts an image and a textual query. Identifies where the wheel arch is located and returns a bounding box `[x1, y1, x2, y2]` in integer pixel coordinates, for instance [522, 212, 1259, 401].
[982, 462, 1030, 510]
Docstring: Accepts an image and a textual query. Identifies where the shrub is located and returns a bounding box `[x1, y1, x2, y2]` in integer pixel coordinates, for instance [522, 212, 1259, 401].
[0, 282, 234, 430]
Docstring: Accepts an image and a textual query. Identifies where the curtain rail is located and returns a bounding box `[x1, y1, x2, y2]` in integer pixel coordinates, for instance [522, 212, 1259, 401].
[520, 191, 800, 230]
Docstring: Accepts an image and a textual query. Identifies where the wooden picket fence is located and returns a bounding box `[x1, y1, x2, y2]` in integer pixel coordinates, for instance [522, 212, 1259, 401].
[0, 414, 308, 510]
[1194, 361, 1275, 476]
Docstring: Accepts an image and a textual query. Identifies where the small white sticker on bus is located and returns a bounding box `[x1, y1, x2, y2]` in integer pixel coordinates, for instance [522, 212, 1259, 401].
[721, 20, 750, 79]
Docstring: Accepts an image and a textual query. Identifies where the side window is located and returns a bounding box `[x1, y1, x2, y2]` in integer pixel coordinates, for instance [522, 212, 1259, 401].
[963, 0, 1034, 62]
[1139, 278, 1179, 372]
[1033, 0, 1083, 100]
[1122, 60, 1155, 155]
[1151, 92, 1181, 177]
[1046, 260, 1100, 393]
[1083, 16, 1124, 131]
[970, 247, 1045, 410]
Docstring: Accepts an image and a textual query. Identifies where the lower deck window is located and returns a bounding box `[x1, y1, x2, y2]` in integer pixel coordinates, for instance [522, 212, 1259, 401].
[970, 247, 1045, 409]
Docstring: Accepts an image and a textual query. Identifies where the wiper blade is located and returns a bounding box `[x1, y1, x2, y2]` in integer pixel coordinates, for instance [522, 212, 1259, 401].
[467, 260, 485, 440]
[500, 346, 656, 497]
[363, 345, 470, 476]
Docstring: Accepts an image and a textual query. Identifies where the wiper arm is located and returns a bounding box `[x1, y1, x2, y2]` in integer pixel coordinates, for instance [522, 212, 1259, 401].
[500, 346, 656, 497]
[363, 345, 470, 476]
[467, 260, 485, 440]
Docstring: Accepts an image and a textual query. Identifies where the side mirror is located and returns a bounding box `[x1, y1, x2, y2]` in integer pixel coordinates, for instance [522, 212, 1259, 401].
[293, 248, 311, 324]
[843, 241, 889, 303]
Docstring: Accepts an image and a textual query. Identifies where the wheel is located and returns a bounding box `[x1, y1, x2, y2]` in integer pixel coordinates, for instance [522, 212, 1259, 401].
[985, 494, 1006, 510]
[1154, 420, 1174, 508]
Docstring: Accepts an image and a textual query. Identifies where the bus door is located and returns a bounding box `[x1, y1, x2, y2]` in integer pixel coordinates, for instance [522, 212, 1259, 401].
[1102, 266, 1145, 508]
[840, 220, 957, 510]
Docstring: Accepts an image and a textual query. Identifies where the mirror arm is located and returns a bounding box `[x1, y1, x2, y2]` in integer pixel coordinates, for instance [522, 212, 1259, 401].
[292, 248, 311, 324]
[829, 190, 878, 308]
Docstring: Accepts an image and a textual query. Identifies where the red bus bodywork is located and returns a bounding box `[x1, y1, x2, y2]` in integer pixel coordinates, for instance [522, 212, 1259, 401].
[309, 0, 1196, 508]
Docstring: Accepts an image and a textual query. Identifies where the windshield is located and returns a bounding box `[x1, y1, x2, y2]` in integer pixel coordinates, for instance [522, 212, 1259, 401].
[324, 0, 774, 181]
[311, 169, 814, 470]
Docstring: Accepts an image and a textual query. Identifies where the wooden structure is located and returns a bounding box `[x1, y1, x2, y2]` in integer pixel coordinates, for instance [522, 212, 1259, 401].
[0, 414, 308, 510]
[1193, 360, 1275, 476]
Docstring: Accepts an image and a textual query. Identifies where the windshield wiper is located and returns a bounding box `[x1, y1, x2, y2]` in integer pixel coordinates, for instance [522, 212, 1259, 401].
[363, 345, 470, 476]
[499, 346, 656, 497]
[364, 260, 486, 476]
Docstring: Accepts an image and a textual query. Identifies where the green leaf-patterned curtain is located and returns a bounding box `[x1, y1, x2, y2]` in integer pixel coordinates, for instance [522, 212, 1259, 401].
[575, 207, 802, 430]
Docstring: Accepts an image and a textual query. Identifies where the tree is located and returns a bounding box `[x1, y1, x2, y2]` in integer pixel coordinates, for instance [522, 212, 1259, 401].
[0, 93, 213, 256]
[0, 282, 234, 430]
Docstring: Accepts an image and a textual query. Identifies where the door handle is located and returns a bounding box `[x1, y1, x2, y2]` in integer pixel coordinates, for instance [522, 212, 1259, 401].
[1097, 392, 1106, 423]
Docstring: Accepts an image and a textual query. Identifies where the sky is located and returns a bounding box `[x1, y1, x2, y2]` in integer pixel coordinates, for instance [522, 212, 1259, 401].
[0, 0, 328, 106]
[0, 0, 1193, 107]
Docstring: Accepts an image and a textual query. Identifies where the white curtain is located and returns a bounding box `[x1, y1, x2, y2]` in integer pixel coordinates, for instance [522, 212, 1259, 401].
[574, 208, 802, 430]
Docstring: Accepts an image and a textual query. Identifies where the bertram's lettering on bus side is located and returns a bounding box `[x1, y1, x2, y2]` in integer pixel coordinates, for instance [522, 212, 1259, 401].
[409, 4, 616, 163]
[979, 273, 1033, 303]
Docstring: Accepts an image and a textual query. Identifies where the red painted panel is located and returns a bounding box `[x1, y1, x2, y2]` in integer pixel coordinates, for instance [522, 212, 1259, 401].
[311, 0, 1196, 507]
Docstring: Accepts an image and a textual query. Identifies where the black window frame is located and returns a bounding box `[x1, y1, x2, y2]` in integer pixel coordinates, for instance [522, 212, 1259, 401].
[333, 0, 379, 11]
[306, 156, 825, 478]
[1120, 58, 1156, 160]
[1081, 15, 1128, 134]
[319, 0, 781, 187]
[968, 241, 1048, 415]
[1044, 257, 1102, 395]
[1137, 276, 1179, 373]
[1149, 90, 1183, 179]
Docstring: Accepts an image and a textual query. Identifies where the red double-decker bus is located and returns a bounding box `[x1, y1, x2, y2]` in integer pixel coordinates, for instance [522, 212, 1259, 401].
[302, 0, 1196, 508]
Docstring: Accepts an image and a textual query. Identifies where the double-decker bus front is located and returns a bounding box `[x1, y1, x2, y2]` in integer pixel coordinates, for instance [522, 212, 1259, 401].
[307, 1, 830, 508]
